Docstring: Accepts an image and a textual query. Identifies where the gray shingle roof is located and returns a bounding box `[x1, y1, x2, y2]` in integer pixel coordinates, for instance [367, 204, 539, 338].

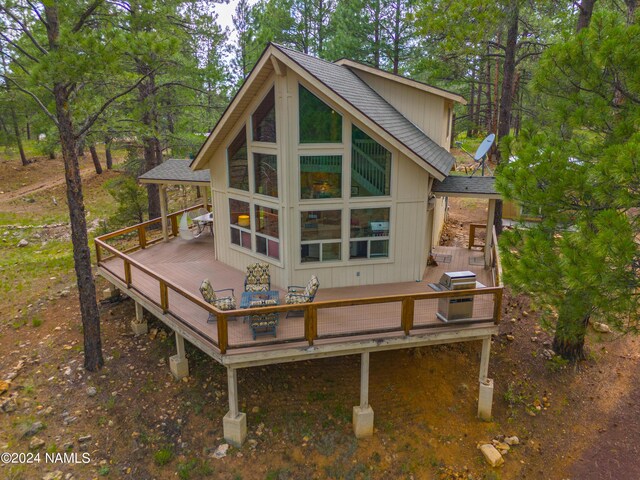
[274, 44, 455, 178]
[432, 176, 499, 197]
[139, 159, 210, 184]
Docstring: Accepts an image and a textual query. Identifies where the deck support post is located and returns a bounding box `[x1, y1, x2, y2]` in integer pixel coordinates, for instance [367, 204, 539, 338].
[223, 367, 247, 447]
[485, 199, 496, 267]
[169, 332, 189, 380]
[159, 185, 169, 242]
[477, 337, 494, 420]
[131, 302, 148, 336]
[353, 352, 374, 438]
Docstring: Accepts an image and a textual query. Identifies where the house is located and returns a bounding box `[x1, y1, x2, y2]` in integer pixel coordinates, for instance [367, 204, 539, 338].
[95, 44, 503, 447]
[189, 43, 467, 289]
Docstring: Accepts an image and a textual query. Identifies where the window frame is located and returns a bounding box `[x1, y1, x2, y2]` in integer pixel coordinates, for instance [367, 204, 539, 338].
[226, 124, 250, 193]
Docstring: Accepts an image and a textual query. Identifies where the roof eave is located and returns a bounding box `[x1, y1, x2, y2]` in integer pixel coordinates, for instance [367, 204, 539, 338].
[334, 58, 467, 105]
[270, 46, 449, 181]
[190, 44, 277, 171]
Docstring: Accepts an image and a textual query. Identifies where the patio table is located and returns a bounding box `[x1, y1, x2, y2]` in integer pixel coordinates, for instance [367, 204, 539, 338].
[193, 212, 214, 236]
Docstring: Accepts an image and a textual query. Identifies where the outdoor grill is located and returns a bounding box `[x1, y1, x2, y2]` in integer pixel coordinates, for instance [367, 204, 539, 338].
[435, 271, 477, 322]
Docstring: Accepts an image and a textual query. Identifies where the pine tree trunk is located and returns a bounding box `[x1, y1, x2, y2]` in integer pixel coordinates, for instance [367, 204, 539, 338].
[105, 137, 113, 169]
[576, 0, 597, 32]
[475, 70, 483, 136]
[137, 69, 161, 219]
[392, 0, 401, 74]
[553, 314, 589, 361]
[373, 0, 381, 69]
[10, 104, 28, 166]
[494, 0, 519, 235]
[485, 52, 493, 133]
[89, 144, 102, 174]
[46, 4, 103, 372]
[467, 70, 476, 138]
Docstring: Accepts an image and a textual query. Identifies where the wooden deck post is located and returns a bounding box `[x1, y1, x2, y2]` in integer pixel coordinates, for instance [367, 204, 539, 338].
[159, 185, 169, 242]
[401, 298, 414, 335]
[169, 332, 189, 379]
[223, 367, 247, 446]
[131, 302, 148, 335]
[477, 336, 494, 420]
[305, 306, 317, 346]
[353, 351, 374, 438]
[485, 199, 496, 267]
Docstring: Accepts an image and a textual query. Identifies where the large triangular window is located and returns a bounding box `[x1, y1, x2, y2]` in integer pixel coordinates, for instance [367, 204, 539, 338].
[227, 127, 249, 191]
[252, 87, 276, 142]
[299, 85, 342, 144]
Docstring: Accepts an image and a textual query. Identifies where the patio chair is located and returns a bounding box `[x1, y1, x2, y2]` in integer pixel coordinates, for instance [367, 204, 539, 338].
[244, 263, 271, 292]
[248, 298, 279, 340]
[199, 279, 236, 323]
[284, 275, 319, 317]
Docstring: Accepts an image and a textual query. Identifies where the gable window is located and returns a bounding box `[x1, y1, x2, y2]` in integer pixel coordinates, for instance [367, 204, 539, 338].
[301, 210, 341, 262]
[299, 85, 342, 144]
[255, 204, 279, 260]
[229, 199, 251, 250]
[254, 153, 278, 197]
[300, 155, 342, 199]
[349, 208, 390, 259]
[252, 87, 276, 142]
[227, 127, 249, 191]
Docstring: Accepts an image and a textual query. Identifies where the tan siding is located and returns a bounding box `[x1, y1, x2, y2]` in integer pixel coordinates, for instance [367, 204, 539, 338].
[205, 68, 438, 290]
[352, 70, 447, 149]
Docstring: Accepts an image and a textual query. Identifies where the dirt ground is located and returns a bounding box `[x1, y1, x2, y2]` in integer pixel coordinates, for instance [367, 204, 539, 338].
[1, 152, 640, 480]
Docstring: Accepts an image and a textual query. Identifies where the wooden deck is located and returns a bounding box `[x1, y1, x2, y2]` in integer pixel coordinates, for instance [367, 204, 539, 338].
[99, 234, 497, 358]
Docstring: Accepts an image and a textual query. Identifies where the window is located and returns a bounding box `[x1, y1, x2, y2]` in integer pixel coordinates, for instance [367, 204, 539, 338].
[351, 126, 391, 197]
[229, 199, 251, 250]
[300, 155, 342, 199]
[299, 85, 342, 144]
[301, 210, 341, 262]
[252, 87, 276, 142]
[227, 127, 249, 191]
[254, 153, 278, 198]
[255, 204, 279, 260]
[350, 208, 390, 259]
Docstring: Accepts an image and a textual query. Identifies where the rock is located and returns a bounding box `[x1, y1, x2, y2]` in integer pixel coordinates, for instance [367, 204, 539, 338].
[42, 471, 63, 480]
[77, 435, 92, 444]
[492, 441, 510, 452]
[506, 335, 515, 342]
[59, 290, 70, 298]
[592, 322, 612, 333]
[479, 444, 504, 467]
[530, 336, 538, 342]
[505, 436, 520, 446]
[30, 437, 46, 450]
[1, 396, 17, 413]
[251, 406, 260, 413]
[23, 421, 44, 437]
[542, 349, 555, 360]
[212, 443, 229, 459]
[17, 239, 29, 247]
[86, 386, 97, 397]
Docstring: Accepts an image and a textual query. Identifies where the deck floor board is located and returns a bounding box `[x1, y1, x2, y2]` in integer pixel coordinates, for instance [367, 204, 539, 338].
[101, 236, 495, 355]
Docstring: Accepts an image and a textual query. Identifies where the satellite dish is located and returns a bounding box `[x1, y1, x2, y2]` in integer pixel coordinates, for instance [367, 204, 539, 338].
[474, 133, 495, 161]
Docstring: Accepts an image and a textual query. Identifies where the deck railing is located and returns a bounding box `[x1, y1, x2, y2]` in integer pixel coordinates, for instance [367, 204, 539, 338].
[95, 211, 503, 355]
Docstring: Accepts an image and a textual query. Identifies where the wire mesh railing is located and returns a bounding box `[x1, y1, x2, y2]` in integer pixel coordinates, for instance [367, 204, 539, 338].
[95, 211, 504, 355]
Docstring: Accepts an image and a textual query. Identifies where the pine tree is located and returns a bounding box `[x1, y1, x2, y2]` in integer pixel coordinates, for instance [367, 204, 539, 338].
[496, 11, 640, 360]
